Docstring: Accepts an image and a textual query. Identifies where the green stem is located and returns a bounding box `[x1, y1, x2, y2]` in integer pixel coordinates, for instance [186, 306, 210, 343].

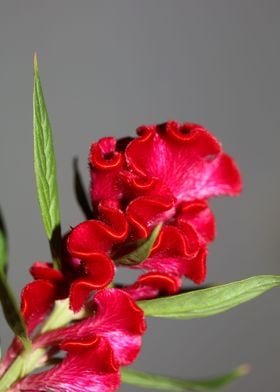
[41, 298, 87, 333]
[40, 298, 71, 333]
[0, 270, 30, 350]
[0, 347, 47, 391]
[0, 356, 24, 391]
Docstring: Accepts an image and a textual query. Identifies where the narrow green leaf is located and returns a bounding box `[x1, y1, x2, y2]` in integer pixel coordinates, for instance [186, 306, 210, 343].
[121, 365, 249, 391]
[0, 269, 30, 349]
[139, 275, 280, 319]
[0, 211, 29, 346]
[0, 207, 8, 274]
[115, 224, 162, 266]
[73, 157, 92, 219]
[33, 53, 61, 268]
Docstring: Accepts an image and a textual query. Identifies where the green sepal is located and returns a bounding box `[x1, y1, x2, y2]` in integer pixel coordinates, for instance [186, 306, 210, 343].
[139, 275, 280, 319]
[0, 269, 30, 349]
[121, 365, 249, 391]
[33, 53, 61, 269]
[115, 224, 162, 266]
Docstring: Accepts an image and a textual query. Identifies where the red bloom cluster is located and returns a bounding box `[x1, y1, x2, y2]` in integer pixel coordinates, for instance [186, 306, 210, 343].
[69, 121, 241, 302]
[3, 121, 241, 391]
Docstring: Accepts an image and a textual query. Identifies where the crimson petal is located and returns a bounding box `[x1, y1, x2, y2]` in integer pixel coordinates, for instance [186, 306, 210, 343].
[136, 225, 206, 284]
[69, 252, 115, 312]
[36, 289, 146, 366]
[126, 195, 175, 239]
[30, 262, 65, 283]
[15, 336, 120, 392]
[122, 272, 181, 300]
[176, 200, 216, 243]
[89, 137, 125, 206]
[21, 280, 57, 334]
[67, 202, 128, 259]
[126, 121, 242, 202]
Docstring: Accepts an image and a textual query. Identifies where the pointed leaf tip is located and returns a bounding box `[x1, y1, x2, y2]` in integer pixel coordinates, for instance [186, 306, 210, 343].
[33, 52, 38, 73]
[121, 364, 248, 391]
[236, 364, 251, 377]
[139, 275, 280, 319]
[33, 57, 62, 268]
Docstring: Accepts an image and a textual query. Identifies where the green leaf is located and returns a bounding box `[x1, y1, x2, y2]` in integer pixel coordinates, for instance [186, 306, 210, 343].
[0, 208, 8, 274]
[121, 365, 249, 391]
[33, 53, 61, 268]
[73, 157, 92, 219]
[139, 275, 280, 319]
[0, 269, 30, 349]
[115, 224, 162, 266]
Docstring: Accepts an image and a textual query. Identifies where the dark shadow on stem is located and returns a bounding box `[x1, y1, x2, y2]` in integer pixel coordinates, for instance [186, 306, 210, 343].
[50, 224, 62, 269]
[179, 284, 219, 293]
[0, 206, 8, 274]
[73, 157, 92, 220]
[114, 283, 217, 298]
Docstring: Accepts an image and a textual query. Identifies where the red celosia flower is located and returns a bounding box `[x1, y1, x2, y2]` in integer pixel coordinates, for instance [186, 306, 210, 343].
[12, 336, 120, 392]
[122, 271, 181, 301]
[35, 289, 146, 365]
[24, 201, 129, 314]
[67, 201, 128, 311]
[10, 289, 145, 392]
[130, 200, 216, 284]
[0, 279, 61, 377]
[89, 121, 241, 207]
[0, 120, 241, 392]
[67, 121, 241, 300]
[21, 279, 58, 335]
[125, 122, 241, 202]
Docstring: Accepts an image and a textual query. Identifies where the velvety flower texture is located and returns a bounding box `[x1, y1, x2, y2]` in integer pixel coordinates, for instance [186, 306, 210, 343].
[13, 336, 120, 392]
[68, 121, 241, 302]
[11, 289, 146, 392]
[25, 200, 129, 314]
[2, 120, 241, 392]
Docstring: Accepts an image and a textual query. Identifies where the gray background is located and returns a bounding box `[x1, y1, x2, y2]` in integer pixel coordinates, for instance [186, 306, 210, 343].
[0, 1, 279, 391]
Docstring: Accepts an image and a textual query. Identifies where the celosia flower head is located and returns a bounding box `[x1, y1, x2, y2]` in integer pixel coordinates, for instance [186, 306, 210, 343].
[1, 120, 242, 392]
[67, 121, 242, 302]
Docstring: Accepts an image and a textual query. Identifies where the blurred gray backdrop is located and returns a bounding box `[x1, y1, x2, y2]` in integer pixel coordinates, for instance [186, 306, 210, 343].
[0, 1, 279, 391]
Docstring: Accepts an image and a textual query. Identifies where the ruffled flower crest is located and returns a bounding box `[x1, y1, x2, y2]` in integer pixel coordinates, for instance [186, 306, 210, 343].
[67, 121, 241, 299]
[8, 289, 145, 392]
